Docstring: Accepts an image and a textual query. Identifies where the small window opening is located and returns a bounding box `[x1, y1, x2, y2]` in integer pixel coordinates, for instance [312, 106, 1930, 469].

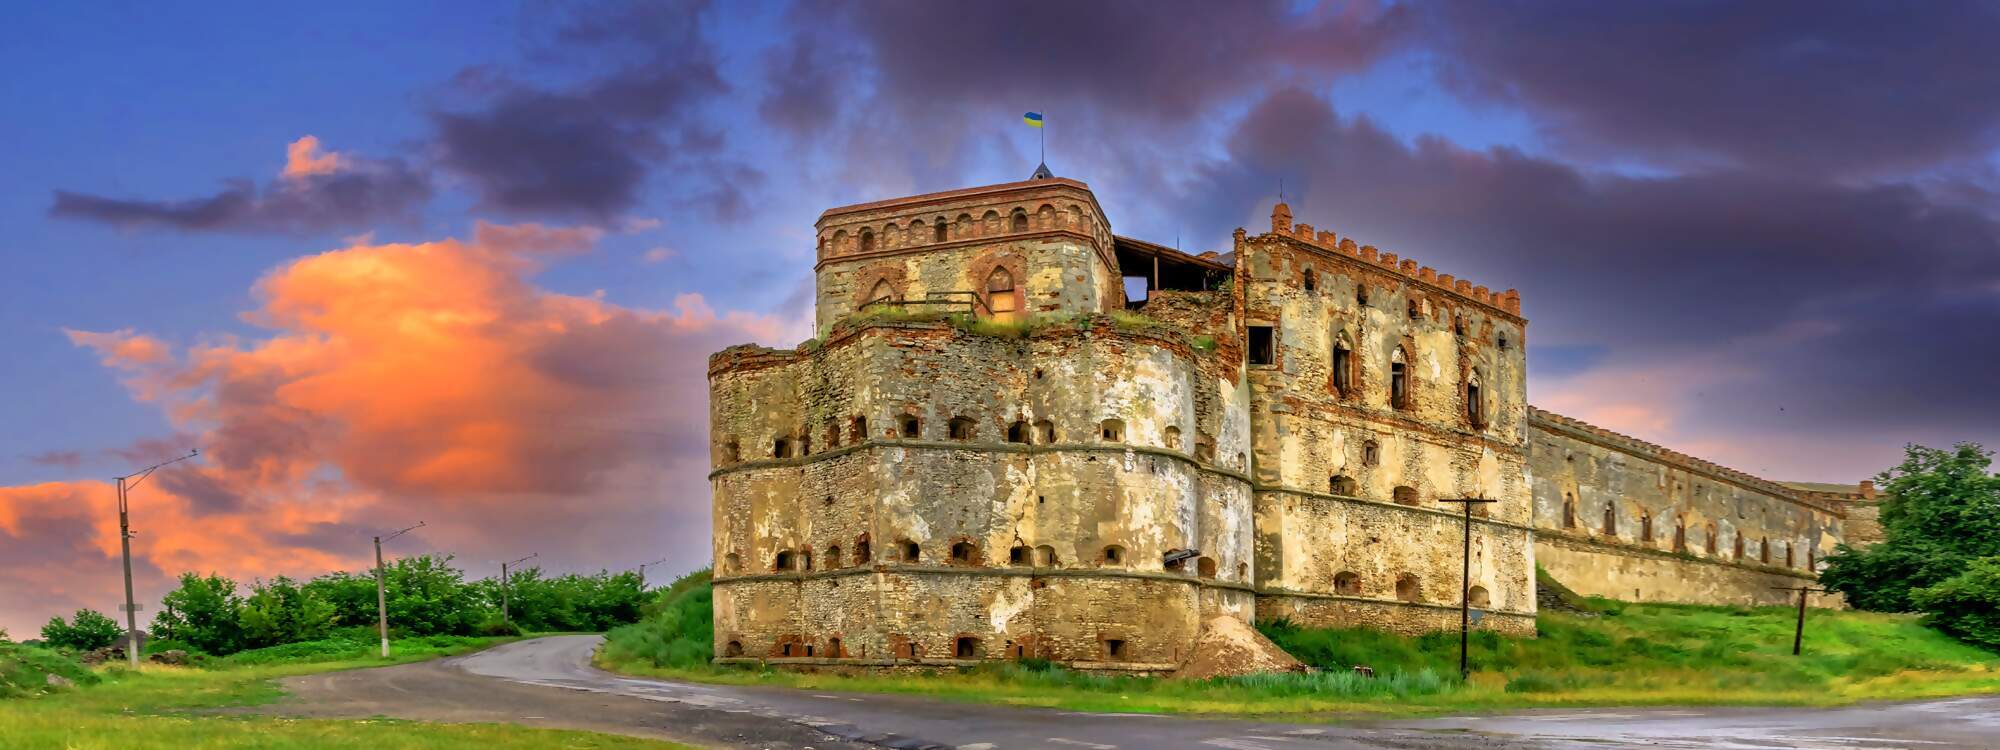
[826, 545, 842, 569]
[948, 416, 976, 441]
[894, 640, 917, 659]
[828, 636, 843, 657]
[773, 436, 793, 458]
[934, 220, 948, 242]
[1104, 639, 1126, 660]
[1407, 299, 1420, 320]
[1101, 545, 1125, 565]
[1009, 545, 1030, 564]
[1786, 543, 1795, 568]
[1197, 557, 1217, 579]
[987, 267, 1017, 315]
[1708, 524, 1719, 554]
[1007, 420, 1030, 444]
[1362, 440, 1380, 467]
[1390, 362, 1409, 409]
[1563, 494, 1577, 528]
[1466, 381, 1486, 428]
[1334, 571, 1361, 595]
[855, 534, 872, 563]
[775, 550, 794, 571]
[1674, 518, 1688, 552]
[1303, 268, 1317, 292]
[1468, 585, 1491, 608]
[898, 414, 921, 438]
[1248, 325, 1275, 365]
[956, 636, 980, 658]
[1165, 555, 1186, 573]
[721, 440, 740, 464]
[1734, 533, 1745, 560]
[949, 540, 977, 564]
[1393, 486, 1419, 506]
[1163, 425, 1181, 451]
[1760, 536, 1770, 563]
[1331, 340, 1353, 395]
[799, 550, 813, 571]
[1357, 285, 1370, 306]
[1641, 513, 1653, 542]
[1330, 475, 1357, 496]
[1035, 545, 1057, 566]
[901, 540, 921, 562]
[859, 230, 875, 254]
[1010, 209, 1028, 232]
[1498, 334, 1510, 350]
[1034, 419, 1056, 443]
[724, 552, 740, 573]
[1453, 316, 1465, 336]
[1396, 574, 1421, 602]
[1603, 504, 1617, 536]
[849, 416, 868, 443]
[724, 640, 744, 657]
[1099, 419, 1124, 442]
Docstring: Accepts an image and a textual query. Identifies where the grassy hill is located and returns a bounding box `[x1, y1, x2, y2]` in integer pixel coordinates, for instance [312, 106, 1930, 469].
[599, 569, 2000, 716]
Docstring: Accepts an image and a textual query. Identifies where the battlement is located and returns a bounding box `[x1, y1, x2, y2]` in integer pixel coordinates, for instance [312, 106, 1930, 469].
[1259, 202, 1522, 317]
[1528, 406, 1841, 516]
[814, 178, 1114, 263]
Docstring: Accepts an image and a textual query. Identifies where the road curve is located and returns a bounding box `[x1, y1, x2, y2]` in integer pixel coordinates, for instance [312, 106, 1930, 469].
[271, 634, 2000, 750]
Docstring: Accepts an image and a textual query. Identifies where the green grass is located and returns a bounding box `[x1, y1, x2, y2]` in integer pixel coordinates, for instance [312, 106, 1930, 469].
[598, 571, 2000, 717]
[1, 635, 690, 749]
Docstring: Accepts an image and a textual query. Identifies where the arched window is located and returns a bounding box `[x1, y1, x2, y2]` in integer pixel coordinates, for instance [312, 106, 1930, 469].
[1393, 486, 1419, 506]
[1099, 419, 1124, 442]
[1641, 512, 1654, 542]
[775, 550, 794, 571]
[859, 230, 875, 254]
[1009, 545, 1031, 564]
[949, 540, 978, 565]
[719, 439, 740, 464]
[986, 267, 1017, 315]
[1734, 533, 1745, 560]
[1498, 334, 1510, 350]
[1101, 545, 1125, 566]
[827, 636, 844, 657]
[1035, 544, 1058, 567]
[1786, 542, 1795, 568]
[1330, 475, 1358, 496]
[868, 279, 895, 304]
[723, 640, 744, 657]
[1707, 523, 1718, 554]
[1034, 419, 1056, 443]
[855, 534, 871, 563]
[1007, 420, 1030, 444]
[1453, 316, 1466, 336]
[900, 539, 921, 562]
[724, 552, 740, 574]
[1760, 536, 1770, 563]
[1395, 574, 1421, 602]
[1468, 585, 1491, 608]
[934, 219, 948, 243]
[1197, 557, 1217, 579]
[772, 436, 793, 458]
[799, 549, 813, 571]
[948, 416, 976, 440]
[1674, 517, 1688, 552]
[1010, 208, 1028, 232]
[1334, 571, 1361, 595]
[1407, 298, 1421, 320]
[1331, 336, 1354, 395]
[1603, 503, 1617, 536]
[1390, 348, 1411, 409]
[898, 414, 920, 438]
[849, 415, 868, 442]
[1466, 373, 1487, 428]
[1303, 268, 1317, 292]
[1163, 425, 1182, 451]
[1563, 493, 1577, 528]
[1195, 436, 1215, 463]
[956, 636, 980, 658]
[1357, 284, 1370, 307]
[826, 545, 842, 569]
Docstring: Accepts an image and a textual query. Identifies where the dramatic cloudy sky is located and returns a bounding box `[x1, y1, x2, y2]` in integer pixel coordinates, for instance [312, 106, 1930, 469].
[4, 0, 1997, 636]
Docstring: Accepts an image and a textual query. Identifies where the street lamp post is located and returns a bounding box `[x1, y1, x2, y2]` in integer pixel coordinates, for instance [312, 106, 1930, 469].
[115, 449, 198, 669]
[635, 558, 668, 589]
[373, 522, 424, 658]
[500, 553, 537, 625]
[1439, 496, 1498, 681]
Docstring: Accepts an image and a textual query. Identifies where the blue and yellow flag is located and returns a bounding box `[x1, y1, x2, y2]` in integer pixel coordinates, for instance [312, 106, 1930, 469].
[1023, 111, 1044, 128]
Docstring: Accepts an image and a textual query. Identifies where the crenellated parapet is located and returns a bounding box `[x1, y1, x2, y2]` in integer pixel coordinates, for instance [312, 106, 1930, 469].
[1261, 202, 1522, 317]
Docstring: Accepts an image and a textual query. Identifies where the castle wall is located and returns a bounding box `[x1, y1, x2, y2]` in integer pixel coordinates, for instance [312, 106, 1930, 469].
[1527, 409, 1843, 605]
[1237, 208, 1535, 636]
[708, 318, 1254, 667]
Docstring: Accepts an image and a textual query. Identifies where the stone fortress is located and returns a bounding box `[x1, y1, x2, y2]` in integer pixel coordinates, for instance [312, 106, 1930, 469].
[706, 174, 1880, 670]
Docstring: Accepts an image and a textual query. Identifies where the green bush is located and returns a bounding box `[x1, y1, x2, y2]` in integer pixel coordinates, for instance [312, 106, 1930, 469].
[41, 609, 122, 651]
[152, 573, 245, 655]
[601, 569, 713, 669]
[239, 576, 336, 649]
[476, 617, 524, 637]
[1820, 443, 2000, 613]
[1910, 556, 2000, 651]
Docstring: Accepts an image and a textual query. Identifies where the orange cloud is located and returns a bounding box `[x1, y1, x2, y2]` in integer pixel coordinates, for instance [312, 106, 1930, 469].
[281, 135, 344, 179]
[2, 222, 796, 636]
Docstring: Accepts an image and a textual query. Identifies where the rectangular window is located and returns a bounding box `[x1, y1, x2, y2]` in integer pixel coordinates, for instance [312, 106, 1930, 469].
[1390, 363, 1408, 408]
[1332, 345, 1351, 393]
[1248, 325, 1275, 366]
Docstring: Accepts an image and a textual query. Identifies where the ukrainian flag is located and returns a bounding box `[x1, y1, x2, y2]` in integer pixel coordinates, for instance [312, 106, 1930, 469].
[1023, 112, 1044, 128]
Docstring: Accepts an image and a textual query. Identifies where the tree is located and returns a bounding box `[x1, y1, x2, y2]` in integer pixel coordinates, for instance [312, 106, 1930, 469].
[239, 576, 336, 649]
[1910, 556, 2000, 650]
[1821, 443, 2000, 612]
[152, 573, 244, 655]
[41, 608, 122, 651]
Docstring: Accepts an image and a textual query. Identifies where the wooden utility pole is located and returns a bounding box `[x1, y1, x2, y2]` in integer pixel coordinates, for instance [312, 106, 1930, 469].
[1439, 497, 1499, 679]
[635, 558, 668, 590]
[501, 553, 537, 625]
[114, 449, 197, 669]
[374, 522, 424, 658]
[1771, 585, 1825, 655]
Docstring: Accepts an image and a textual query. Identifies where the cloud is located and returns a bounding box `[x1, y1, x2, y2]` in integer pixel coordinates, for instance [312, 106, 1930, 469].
[25, 451, 82, 470]
[427, 1, 759, 221]
[1418, 2, 2000, 177]
[2, 222, 794, 636]
[641, 246, 677, 264]
[50, 137, 431, 234]
[1184, 87, 2000, 478]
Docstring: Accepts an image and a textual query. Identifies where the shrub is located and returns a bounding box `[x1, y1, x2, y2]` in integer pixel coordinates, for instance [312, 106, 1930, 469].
[152, 573, 244, 655]
[476, 617, 524, 637]
[1910, 556, 2000, 651]
[601, 569, 713, 670]
[239, 576, 337, 649]
[41, 609, 123, 651]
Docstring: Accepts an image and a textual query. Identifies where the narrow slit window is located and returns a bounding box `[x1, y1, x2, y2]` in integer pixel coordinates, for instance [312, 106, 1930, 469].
[934, 220, 948, 242]
[1331, 340, 1353, 395]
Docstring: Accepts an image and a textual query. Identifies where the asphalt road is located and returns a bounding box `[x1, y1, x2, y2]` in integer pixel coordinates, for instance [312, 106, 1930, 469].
[267, 634, 2000, 750]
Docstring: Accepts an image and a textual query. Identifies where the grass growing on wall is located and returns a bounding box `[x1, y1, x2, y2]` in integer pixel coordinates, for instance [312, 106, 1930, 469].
[1, 635, 690, 749]
[598, 571, 2000, 716]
